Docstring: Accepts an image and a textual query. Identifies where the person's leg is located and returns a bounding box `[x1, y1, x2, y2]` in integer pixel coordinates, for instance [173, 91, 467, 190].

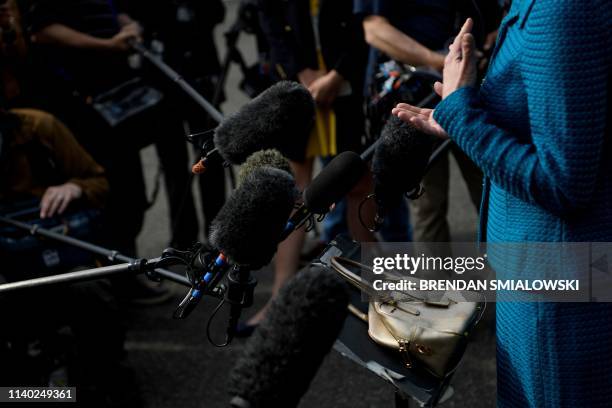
[379, 200, 413, 242]
[409, 152, 450, 242]
[322, 198, 349, 241]
[183, 86, 226, 237]
[151, 109, 199, 249]
[197, 155, 226, 237]
[247, 158, 313, 326]
[101, 142, 147, 255]
[346, 170, 377, 242]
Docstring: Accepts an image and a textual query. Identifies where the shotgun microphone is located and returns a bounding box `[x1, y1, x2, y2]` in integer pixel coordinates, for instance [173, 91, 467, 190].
[281, 151, 367, 240]
[229, 265, 349, 408]
[237, 149, 292, 186]
[208, 166, 299, 341]
[174, 166, 298, 320]
[214, 81, 315, 165]
[369, 116, 436, 229]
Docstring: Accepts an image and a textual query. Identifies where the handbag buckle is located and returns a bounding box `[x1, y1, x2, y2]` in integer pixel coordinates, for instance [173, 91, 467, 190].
[398, 340, 412, 368]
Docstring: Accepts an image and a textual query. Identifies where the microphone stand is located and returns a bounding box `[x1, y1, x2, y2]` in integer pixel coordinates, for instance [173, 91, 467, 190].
[0, 258, 163, 293]
[0, 215, 252, 346]
[0, 215, 191, 292]
[130, 41, 224, 124]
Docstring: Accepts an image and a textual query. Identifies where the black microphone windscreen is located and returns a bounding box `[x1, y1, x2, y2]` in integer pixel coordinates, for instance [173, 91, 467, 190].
[237, 149, 292, 186]
[304, 151, 367, 214]
[372, 116, 436, 204]
[214, 81, 315, 164]
[209, 167, 298, 268]
[229, 265, 349, 408]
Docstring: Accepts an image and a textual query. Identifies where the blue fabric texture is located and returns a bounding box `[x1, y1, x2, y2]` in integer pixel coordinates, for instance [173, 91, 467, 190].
[433, 0, 612, 406]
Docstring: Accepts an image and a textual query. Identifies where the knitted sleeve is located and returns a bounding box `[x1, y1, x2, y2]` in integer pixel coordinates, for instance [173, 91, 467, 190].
[433, 0, 610, 216]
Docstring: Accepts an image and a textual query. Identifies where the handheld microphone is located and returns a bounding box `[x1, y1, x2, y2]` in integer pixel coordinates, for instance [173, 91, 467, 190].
[229, 265, 349, 408]
[369, 116, 436, 229]
[281, 151, 368, 240]
[237, 149, 292, 186]
[213, 81, 315, 164]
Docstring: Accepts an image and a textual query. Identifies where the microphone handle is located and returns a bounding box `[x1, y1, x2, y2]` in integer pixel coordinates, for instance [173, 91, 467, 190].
[225, 267, 257, 341]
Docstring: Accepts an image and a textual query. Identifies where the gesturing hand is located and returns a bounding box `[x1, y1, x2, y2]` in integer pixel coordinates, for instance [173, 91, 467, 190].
[40, 182, 83, 219]
[392, 18, 478, 139]
[440, 18, 478, 99]
[392, 101, 449, 139]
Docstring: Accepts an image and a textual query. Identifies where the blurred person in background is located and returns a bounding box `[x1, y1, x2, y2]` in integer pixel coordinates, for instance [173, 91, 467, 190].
[120, 0, 227, 236]
[20, 0, 199, 256]
[0, 108, 137, 407]
[242, 0, 372, 333]
[0, 0, 39, 108]
[19, 0, 202, 302]
[0, 108, 108, 218]
[355, 0, 502, 243]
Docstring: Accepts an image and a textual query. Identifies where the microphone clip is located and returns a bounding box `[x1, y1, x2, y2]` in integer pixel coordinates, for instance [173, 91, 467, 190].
[205, 266, 257, 347]
[164, 243, 229, 319]
[358, 184, 425, 233]
[187, 130, 225, 175]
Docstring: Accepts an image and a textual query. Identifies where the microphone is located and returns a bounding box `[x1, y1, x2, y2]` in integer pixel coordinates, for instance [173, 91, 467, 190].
[370, 116, 436, 229]
[229, 265, 349, 408]
[213, 81, 315, 165]
[209, 166, 299, 341]
[237, 149, 292, 186]
[174, 166, 298, 321]
[209, 166, 298, 269]
[281, 151, 368, 240]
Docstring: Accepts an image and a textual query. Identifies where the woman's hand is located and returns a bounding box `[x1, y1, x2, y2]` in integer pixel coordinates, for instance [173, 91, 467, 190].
[439, 18, 478, 99]
[392, 100, 449, 139]
[392, 18, 478, 139]
[40, 182, 83, 219]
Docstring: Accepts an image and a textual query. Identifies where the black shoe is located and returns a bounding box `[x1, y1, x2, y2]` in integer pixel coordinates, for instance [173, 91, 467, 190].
[234, 322, 258, 338]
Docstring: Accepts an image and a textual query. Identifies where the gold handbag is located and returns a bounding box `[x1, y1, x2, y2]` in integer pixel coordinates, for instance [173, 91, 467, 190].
[330, 256, 485, 378]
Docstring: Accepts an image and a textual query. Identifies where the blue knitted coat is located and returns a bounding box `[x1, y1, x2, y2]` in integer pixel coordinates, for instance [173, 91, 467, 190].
[433, 0, 612, 406]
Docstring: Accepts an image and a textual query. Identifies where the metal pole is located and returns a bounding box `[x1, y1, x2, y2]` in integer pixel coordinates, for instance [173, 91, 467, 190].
[130, 42, 225, 124]
[0, 216, 191, 288]
[0, 263, 134, 293]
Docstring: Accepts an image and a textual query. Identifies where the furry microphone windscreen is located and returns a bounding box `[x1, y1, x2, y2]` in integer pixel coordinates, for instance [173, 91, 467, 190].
[229, 265, 349, 408]
[213, 81, 315, 164]
[208, 167, 298, 269]
[372, 116, 436, 205]
[237, 149, 292, 186]
[304, 151, 367, 214]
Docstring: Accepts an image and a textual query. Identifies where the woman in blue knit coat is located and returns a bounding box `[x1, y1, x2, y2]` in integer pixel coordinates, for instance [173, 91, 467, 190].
[393, 1, 611, 407]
